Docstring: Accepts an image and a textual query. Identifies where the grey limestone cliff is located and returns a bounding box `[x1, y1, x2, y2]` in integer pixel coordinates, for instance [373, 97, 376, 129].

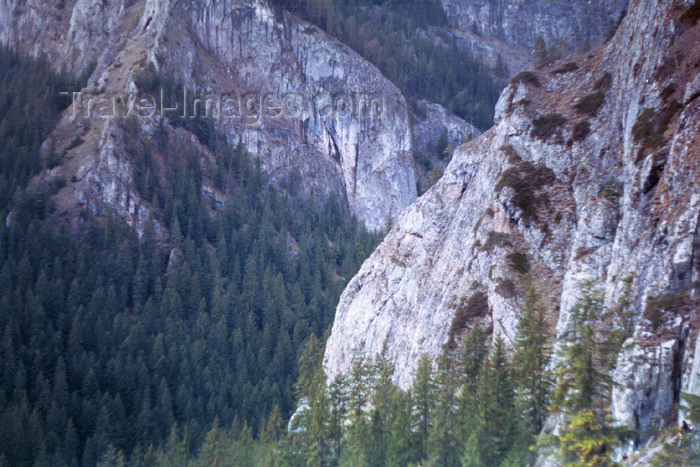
[324, 0, 700, 454]
[441, 0, 629, 74]
[0, 0, 419, 231]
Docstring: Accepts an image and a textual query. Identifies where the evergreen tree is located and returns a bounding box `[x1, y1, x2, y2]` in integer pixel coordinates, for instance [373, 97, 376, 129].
[549, 282, 629, 466]
[385, 390, 416, 467]
[551, 282, 611, 414]
[456, 325, 487, 449]
[429, 351, 458, 467]
[340, 347, 375, 467]
[369, 355, 397, 466]
[411, 355, 435, 462]
[650, 392, 700, 467]
[513, 283, 552, 438]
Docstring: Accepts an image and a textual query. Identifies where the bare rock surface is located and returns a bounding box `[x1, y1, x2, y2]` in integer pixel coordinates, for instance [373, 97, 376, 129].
[324, 0, 700, 454]
[0, 0, 419, 231]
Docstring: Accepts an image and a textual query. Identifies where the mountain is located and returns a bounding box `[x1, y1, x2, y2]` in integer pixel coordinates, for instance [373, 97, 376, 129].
[0, 0, 627, 234]
[324, 0, 700, 455]
[441, 0, 629, 74]
[0, 0, 421, 232]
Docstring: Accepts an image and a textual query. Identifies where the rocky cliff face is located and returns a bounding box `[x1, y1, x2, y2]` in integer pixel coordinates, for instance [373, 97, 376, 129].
[324, 0, 700, 452]
[441, 0, 629, 73]
[0, 0, 422, 231]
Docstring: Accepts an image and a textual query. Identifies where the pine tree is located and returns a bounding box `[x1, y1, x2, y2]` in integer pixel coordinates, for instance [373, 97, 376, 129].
[385, 390, 416, 466]
[327, 375, 348, 464]
[341, 347, 375, 466]
[194, 420, 226, 467]
[456, 325, 486, 447]
[369, 355, 397, 466]
[486, 335, 517, 465]
[295, 334, 323, 404]
[513, 283, 552, 438]
[293, 334, 331, 466]
[411, 355, 435, 462]
[557, 411, 623, 467]
[549, 282, 629, 466]
[429, 351, 458, 466]
[551, 282, 611, 414]
[96, 444, 126, 467]
[460, 335, 518, 466]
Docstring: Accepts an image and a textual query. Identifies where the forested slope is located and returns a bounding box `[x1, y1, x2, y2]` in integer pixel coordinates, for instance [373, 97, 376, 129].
[0, 46, 381, 466]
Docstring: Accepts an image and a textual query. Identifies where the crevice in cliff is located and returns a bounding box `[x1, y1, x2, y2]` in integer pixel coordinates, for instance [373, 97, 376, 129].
[672, 330, 687, 422]
[642, 155, 666, 195]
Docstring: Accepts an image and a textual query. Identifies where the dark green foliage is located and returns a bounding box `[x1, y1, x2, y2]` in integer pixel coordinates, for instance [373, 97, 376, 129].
[551, 283, 612, 414]
[0, 50, 382, 466]
[448, 292, 489, 345]
[531, 113, 567, 141]
[429, 352, 459, 466]
[0, 45, 77, 207]
[507, 251, 530, 274]
[572, 120, 591, 142]
[511, 71, 540, 87]
[461, 336, 519, 467]
[513, 284, 552, 437]
[680, 0, 700, 26]
[495, 161, 556, 223]
[574, 91, 606, 116]
[168, 282, 634, 467]
[273, 0, 502, 130]
[285, 326, 529, 467]
[547, 282, 632, 465]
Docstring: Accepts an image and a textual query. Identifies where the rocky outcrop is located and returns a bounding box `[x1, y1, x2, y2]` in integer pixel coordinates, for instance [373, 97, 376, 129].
[441, 0, 629, 73]
[412, 101, 480, 159]
[324, 0, 700, 453]
[0, 0, 418, 231]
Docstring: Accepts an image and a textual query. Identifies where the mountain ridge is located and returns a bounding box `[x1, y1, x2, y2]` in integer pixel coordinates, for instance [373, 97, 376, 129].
[323, 0, 700, 454]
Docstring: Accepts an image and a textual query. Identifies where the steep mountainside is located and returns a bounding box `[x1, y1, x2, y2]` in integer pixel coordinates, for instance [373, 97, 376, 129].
[0, 0, 632, 233]
[0, 0, 422, 231]
[442, 0, 629, 74]
[324, 0, 700, 453]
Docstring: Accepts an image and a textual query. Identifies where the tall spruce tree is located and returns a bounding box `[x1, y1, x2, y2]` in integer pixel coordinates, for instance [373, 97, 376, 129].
[340, 347, 375, 467]
[429, 350, 459, 467]
[549, 282, 629, 466]
[513, 283, 552, 438]
[411, 355, 436, 462]
[456, 325, 487, 451]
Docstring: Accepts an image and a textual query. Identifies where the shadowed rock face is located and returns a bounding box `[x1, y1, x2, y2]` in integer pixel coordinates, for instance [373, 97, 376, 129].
[441, 0, 629, 74]
[324, 0, 700, 453]
[0, 0, 418, 231]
